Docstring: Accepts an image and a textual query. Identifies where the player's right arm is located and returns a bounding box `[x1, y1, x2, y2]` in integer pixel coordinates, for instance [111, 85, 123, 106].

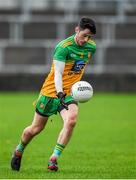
[54, 60, 65, 94]
[53, 45, 68, 110]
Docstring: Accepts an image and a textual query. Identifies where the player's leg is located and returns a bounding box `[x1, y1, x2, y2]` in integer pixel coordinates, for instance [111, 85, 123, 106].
[21, 112, 48, 145]
[57, 103, 78, 145]
[11, 112, 48, 171]
[48, 103, 78, 171]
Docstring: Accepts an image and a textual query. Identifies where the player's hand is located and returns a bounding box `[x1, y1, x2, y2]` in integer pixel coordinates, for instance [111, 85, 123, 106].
[57, 92, 68, 110]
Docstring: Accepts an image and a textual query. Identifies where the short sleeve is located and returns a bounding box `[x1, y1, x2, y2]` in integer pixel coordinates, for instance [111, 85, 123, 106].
[91, 44, 96, 56]
[53, 46, 68, 62]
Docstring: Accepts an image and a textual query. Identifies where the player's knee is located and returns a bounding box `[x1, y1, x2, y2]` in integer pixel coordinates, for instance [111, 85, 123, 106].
[67, 113, 77, 128]
[32, 125, 44, 135]
[68, 119, 76, 128]
[69, 110, 78, 120]
[25, 125, 43, 136]
[23, 127, 33, 137]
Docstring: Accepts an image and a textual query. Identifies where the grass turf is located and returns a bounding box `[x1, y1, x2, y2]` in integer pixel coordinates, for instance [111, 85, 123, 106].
[0, 92, 136, 179]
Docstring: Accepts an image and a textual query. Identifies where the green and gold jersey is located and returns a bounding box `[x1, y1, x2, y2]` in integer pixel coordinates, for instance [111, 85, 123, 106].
[40, 35, 96, 97]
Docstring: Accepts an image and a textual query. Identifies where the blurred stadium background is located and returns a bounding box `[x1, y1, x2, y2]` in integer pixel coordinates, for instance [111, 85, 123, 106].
[0, 0, 136, 92]
[0, 1, 136, 178]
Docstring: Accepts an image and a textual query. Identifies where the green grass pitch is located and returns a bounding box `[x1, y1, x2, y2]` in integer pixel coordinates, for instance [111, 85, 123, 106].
[0, 92, 136, 179]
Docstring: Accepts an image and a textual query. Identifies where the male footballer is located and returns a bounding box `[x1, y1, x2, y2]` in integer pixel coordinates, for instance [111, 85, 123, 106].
[11, 17, 96, 171]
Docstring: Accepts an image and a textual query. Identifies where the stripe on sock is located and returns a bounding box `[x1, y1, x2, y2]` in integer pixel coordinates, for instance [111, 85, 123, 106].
[52, 143, 65, 158]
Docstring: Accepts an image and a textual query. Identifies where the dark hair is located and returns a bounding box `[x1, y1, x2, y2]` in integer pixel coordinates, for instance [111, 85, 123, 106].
[79, 17, 96, 34]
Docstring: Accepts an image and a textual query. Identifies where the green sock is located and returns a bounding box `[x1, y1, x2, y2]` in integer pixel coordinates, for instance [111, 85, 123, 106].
[16, 140, 26, 153]
[51, 143, 65, 159]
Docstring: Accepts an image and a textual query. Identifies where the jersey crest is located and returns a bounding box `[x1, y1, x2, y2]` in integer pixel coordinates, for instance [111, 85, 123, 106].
[69, 60, 85, 75]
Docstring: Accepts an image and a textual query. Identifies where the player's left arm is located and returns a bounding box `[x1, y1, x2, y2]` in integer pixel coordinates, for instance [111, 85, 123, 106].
[91, 41, 97, 56]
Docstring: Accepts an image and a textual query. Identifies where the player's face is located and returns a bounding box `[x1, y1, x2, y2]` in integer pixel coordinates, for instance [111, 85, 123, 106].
[75, 27, 93, 46]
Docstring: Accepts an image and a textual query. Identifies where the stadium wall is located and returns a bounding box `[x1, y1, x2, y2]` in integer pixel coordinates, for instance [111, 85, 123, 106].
[0, 73, 136, 92]
[0, 0, 136, 93]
